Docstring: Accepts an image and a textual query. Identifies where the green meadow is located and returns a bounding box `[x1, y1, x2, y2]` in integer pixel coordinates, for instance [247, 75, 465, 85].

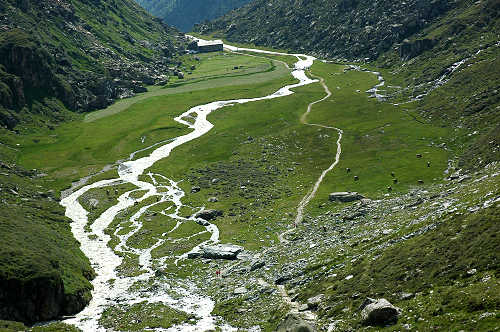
[10, 52, 294, 192]
[0, 47, 463, 331]
[8, 48, 451, 266]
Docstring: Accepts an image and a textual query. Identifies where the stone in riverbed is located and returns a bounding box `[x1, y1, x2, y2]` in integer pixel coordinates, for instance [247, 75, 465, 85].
[329, 192, 364, 203]
[187, 244, 243, 260]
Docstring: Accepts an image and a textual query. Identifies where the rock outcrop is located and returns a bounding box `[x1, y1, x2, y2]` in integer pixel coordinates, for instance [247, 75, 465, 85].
[276, 313, 315, 332]
[329, 192, 364, 203]
[187, 244, 243, 260]
[0, 274, 64, 323]
[361, 298, 400, 326]
[400, 38, 436, 60]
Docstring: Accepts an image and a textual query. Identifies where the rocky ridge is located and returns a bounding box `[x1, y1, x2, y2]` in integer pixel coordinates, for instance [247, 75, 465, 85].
[135, 0, 252, 32]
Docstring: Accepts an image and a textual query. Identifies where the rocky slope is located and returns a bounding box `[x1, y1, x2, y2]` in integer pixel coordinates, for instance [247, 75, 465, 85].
[0, 0, 187, 131]
[198, 0, 453, 59]
[202, 162, 499, 331]
[136, 0, 251, 32]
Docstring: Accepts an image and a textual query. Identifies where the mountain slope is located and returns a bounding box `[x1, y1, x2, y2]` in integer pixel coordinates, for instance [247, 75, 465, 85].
[136, 0, 252, 32]
[0, 0, 187, 131]
[198, 0, 452, 59]
[198, 0, 500, 171]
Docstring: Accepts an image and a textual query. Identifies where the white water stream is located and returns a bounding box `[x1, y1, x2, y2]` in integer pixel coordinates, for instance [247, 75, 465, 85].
[60, 39, 319, 331]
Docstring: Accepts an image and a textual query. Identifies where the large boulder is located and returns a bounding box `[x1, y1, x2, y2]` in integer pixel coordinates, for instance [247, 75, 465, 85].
[195, 209, 223, 221]
[361, 298, 400, 326]
[329, 192, 364, 203]
[306, 294, 324, 310]
[276, 313, 315, 332]
[187, 244, 243, 260]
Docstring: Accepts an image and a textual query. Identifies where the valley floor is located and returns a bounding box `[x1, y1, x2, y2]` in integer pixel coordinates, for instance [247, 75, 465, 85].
[0, 41, 498, 332]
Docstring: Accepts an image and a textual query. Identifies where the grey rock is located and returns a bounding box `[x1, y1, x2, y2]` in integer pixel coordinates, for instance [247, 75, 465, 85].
[298, 303, 309, 311]
[307, 294, 324, 310]
[191, 186, 201, 193]
[276, 313, 315, 332]
[361, 298, 400, 326]
[188, 244, 243, 260]
[208, 196, 218, 202]
[249, 260, 265, 271]
[329, 192, 364, 203]
[234, 287, 248, 295]
[400, 292, 414, 300]
[195, 209, 223, 221]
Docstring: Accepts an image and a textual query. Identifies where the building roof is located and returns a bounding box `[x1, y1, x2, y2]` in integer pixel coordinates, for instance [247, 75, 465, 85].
[197, 39, 223, 47]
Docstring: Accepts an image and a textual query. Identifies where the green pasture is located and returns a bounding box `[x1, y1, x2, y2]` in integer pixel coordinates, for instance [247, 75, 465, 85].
[9, 47, 451, 279]
[84, 52, 290, 123]
[14, 65, 295, 192]
[304, 61, 450, 214]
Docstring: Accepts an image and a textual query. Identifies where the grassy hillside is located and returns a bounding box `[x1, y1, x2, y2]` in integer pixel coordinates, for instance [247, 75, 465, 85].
[0, 0, 185, 325]
[0, 0, 186, 130]
[136, 0, 251, 32]
[0, 0, 498, 329]
[199, 0, 500, 173]
[198, 0, 453, 59]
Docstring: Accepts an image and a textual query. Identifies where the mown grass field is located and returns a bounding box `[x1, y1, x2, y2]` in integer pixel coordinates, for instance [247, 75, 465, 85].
[84, 52, 290, 122]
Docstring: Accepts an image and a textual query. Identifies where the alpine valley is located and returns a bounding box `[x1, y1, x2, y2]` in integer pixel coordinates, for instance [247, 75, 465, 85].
[0, 0, 498, 331]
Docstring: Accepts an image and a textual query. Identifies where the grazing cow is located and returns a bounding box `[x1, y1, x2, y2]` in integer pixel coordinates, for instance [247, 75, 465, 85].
[354, 175, 359, 181]
[346, 168, 351, 173]
[106, 189, 110, 196]
[393, 178, 398, 184]
[114, 189, 119, 195]
[427, 161, 431, 167]
[387, 186, 392, 192]
[416, 154, 422, 158]
[391, 172, 395, 177]
[418, 180, 424, 184]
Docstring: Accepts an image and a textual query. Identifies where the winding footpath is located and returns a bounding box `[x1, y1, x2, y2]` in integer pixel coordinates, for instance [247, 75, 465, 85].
[60, 38, 331, 331]
[294, 76, 343, 226]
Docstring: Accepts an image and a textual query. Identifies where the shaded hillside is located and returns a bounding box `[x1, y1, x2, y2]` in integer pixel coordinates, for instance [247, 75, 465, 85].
[136, 0, 251, 32]
[197, 0, 453, 59]
[0, 0, 187, 131]
[0, 160, 95, 324]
